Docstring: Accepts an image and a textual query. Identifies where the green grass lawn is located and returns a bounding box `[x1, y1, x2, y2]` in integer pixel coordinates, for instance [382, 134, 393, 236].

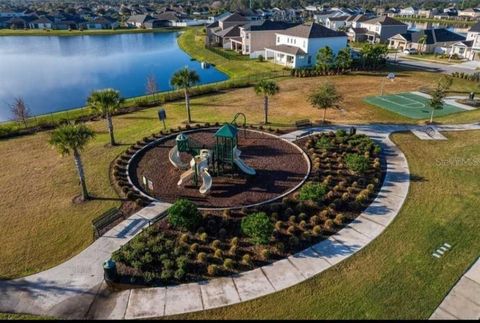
[0, 27, 181, 37]
[1, 71, 479, 279]
[0, 313, 53, 320]
[177, 27, 285, 78]
[167, 130, 480, 319]
[364, 92, 466, 119]
[401, 54, 464, 65]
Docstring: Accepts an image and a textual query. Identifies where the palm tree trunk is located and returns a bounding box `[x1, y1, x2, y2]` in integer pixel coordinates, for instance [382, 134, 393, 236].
[73, 148, 89, 201]
[107, 114, 115, 146]
[323, 107, 327, 124]
[185, 88, 191, 123]
[264, 95, 269, 124]
[430, 109, 434, 123]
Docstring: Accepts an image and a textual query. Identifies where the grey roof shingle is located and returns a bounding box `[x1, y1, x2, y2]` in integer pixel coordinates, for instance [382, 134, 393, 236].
[265, 44, 306, 55]
[363, 15, 406, 26]
[280, 23, 346, 38]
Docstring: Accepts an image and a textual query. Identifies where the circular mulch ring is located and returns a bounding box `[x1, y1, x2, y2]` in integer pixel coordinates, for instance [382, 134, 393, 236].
[128, 128, 310, 209]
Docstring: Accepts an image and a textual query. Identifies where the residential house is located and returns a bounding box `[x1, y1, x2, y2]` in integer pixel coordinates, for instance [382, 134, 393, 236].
[28, 16, 53, 29]
[458, 8, 480, 19]
[325, 15, 350, 31]
[127, 14, 153, 28]
[451, 22, 480, 60]
[345, 14, 370, 28]
[418, 8, 438, 18]
[399, 7, 418, 16]
[236, 20, 300, 58]
[87, 16, 119, 29]
[264, 23, 347, 68]
[206, 13, 249, 47]
[358, 16, 407, 43]
[388, 28, 465, 54]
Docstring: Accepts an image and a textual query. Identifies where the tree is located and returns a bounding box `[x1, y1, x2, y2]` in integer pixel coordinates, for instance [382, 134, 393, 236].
[87, 88, 122, 146]
[418, 34, 427, 55]
[146, 74, 158, 100]
[335, 47, 353, 73]
[316, 46, 335, 74]
[170, 67, 200, 124]
[308, 82, 342, 124]
[360, 43, 388, 70]
[241, 212, 274, 245]
[254, 79, 279, 124]
[167, 199, 202, 231]
[429, 75, 453, 123]
[49, 122, 95, 201]
[9, 97, 31, 128]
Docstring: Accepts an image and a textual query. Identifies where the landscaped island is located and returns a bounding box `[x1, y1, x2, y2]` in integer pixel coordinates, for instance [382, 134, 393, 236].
[111, 126, 383, 286]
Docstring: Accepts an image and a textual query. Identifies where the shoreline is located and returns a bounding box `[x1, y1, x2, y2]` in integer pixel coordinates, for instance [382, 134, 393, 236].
[0, 26, 184, 37]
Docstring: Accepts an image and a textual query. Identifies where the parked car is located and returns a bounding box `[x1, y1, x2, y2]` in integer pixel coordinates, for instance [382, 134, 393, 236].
[403, 48, 418, 55]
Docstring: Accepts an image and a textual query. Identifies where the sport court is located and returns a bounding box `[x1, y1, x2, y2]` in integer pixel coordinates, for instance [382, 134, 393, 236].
[364, 92, 465, 119]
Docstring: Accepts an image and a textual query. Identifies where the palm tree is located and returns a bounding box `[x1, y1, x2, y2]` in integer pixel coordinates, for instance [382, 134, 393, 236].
[418, 34, 427, 55]
[308, 82, 342, 124]
[254, 80, 279, 124]
[170, 67, 200, 123]
[49, 122, 95, 201]
[87, 88, 122, 146]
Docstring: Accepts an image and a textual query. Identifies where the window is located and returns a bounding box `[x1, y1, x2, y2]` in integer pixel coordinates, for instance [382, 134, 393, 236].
[307, 55, 311, 64]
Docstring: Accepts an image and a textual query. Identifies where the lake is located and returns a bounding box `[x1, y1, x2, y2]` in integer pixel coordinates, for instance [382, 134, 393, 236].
[406, 21, 470, 35]
[0, 32, 228, 121]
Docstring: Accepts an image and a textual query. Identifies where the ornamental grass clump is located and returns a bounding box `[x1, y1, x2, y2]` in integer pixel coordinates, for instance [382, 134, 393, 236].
[298, 182, 327, 202]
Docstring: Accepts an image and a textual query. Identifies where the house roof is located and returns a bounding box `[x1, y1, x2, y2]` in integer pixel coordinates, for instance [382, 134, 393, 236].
[391, 28, 465, 44]
[363, 15, 406, 26]
[206, 20, 219, 29]
[346, 14, 369, 22]
[328, 15, 350, 21]
[214, 25, 241, 37]
[219, 12, 247, 23]
[127, 14, 152, 23]
[349, 27, 368, 34]
[265, 44, 307, 55]
[30, 16, 52, 24]
[243, 20, 300, 31]
[469, 22, 480, 32]
[280, 23, 346, 38]
[453, 40, 473, 47]
[155, 12, 179, 21]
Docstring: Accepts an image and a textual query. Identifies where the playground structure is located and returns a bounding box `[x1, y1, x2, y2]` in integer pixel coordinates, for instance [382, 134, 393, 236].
[168, 120, 256, 195]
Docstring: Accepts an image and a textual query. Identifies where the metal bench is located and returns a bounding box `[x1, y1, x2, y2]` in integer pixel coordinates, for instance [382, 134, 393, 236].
[92, 208, 125, 240]
[295, 119, 312, 128]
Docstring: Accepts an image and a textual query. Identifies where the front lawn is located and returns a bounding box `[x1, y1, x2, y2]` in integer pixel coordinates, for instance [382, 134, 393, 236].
[167, 130, 480, 319]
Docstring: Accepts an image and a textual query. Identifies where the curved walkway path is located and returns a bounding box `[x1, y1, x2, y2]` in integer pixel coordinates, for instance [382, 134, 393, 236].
[1, 123, 479, 319]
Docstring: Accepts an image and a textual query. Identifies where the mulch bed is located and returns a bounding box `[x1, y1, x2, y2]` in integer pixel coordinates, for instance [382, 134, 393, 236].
[130, 129, 309, 208]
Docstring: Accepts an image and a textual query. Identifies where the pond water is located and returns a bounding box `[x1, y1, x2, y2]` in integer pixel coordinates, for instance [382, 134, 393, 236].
[406, 21, 470, 35]
[0, 32, 228, 121]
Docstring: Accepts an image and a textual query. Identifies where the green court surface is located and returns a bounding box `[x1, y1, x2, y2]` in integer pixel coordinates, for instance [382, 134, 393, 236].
[364, 92, 465, 119]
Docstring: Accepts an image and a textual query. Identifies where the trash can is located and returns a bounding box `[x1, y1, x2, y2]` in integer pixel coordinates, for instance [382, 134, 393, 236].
[103, 259, 117, 282]
[349, 127, 357, 136]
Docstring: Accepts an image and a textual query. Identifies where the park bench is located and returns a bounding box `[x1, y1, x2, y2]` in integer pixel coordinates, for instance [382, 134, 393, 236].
[92, 207, 125, 240]
[295, 119, 312, 128]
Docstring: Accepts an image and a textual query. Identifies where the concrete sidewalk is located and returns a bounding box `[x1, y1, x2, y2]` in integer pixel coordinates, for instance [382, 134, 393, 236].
[430, 258, 480, 320]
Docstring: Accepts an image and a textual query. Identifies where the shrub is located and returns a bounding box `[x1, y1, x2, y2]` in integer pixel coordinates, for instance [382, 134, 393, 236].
[242, 254, 252, 266]
[298, 182, 327, 202]
[312, 225, 322, 235]
[258, 54, 265, 62]
[324, 219, 335, 231]
[230, 237, 239, 246]
[207, 264, 218, 276]
[197, 252, 207, 263]
[223, 258, 234, 269]
[176, 256, 188, 270]
[288, 235, 300, 248]
[228, 245, 237, 256]
[315, 136, 332, 150]
[214, 249, 223, 258]
[345, 153, 369, 174]
[241, 212, 274, 245]
[190, 243, 199, 253]
[167, 199, 201, 231]
[310, 215, 320, 225]
[199, 232, 208, 241]
[161, 269, 174, 280]
[211, 240, 221, 249]
[179, 233, 189, 244]
[336, 129, 347, 137]
[334, 213, 345, 225]
[174, 268, 186, 280]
